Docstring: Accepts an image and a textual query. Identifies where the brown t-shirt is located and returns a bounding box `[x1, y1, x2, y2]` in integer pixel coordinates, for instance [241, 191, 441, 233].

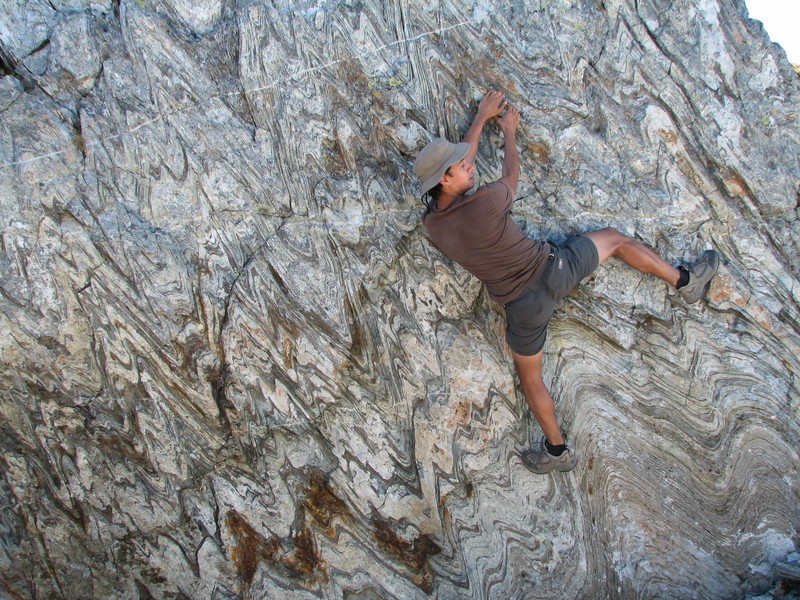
[422, 181, 550, 305]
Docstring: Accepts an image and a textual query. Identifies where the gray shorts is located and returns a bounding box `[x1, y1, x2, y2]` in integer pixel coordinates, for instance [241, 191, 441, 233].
[504, 235, 599, 356]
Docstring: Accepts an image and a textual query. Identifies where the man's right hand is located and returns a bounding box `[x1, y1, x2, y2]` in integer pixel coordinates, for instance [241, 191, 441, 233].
[497, 104, 520, 136]
[463, 90, 510, 163]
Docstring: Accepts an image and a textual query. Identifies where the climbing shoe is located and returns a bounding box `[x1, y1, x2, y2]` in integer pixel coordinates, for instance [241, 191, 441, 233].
[679, 249, 719, 304]
[521, 436, 578, 474]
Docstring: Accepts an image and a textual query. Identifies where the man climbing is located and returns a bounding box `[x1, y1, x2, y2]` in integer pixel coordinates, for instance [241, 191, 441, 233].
[414, 90, 719, 474]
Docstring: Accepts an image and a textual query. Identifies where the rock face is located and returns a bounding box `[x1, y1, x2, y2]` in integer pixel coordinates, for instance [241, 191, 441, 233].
[1, 0, 799, 598]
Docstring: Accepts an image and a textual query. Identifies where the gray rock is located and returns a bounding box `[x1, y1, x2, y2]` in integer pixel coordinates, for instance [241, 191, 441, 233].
[0, 0, 58, 60]
[1, 0, 799, 598]
[46, 13, 103, 92]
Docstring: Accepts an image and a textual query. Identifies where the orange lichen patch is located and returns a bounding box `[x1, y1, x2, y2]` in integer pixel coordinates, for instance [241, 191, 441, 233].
[284, 524, 327, 583]
[302, 469, 353, 535]
[464, 480, 474, 499]
[373, 518, 441, 593]
[675, 153, 707, 191]
[450, 397, 472, 428]
[707, 273, 774, 331]
[225, 510, 279, 585]
[706, 272, 735, 305]
[723, 174, 748, 197]
[717, 166, 751, 197]
[482, 35, 505, 57]
[657, 128, 678, 144]
[225, 508, 329, 589]
[528, 141, 550, 163]
[656, 127, 705, 188]
[282, 334, 295, 371]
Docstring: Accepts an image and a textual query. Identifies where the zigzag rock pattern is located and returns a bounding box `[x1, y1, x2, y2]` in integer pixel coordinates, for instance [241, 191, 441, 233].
[1, 0, 799, 598]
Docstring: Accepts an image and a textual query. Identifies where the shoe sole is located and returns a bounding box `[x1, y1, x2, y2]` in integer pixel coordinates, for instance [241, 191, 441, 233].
[521, 451, 578, 474]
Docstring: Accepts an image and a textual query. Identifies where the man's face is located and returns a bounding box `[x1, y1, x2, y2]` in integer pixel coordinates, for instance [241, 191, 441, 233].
[441, 159, 474, 194]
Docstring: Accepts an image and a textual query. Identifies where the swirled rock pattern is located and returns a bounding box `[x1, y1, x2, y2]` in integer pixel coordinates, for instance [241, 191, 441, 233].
[1, 0, 799, 598]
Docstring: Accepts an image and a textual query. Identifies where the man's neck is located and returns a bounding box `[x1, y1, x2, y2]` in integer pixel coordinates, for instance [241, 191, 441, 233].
[436, 190, 465, 210]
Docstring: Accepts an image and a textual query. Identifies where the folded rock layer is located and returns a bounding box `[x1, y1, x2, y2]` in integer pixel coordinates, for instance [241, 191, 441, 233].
[1, 0, 798, 598]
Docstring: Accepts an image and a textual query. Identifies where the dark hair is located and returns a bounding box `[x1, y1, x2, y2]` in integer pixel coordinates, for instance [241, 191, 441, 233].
[421, 168, 450, 210]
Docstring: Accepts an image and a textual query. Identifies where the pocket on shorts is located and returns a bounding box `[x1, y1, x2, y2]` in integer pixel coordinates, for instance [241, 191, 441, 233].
[545, 240, 596, 300]
[504, 286, 555, 331]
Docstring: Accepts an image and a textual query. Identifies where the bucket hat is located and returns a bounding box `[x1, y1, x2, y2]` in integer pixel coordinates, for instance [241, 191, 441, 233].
[413, 138, 469, 195]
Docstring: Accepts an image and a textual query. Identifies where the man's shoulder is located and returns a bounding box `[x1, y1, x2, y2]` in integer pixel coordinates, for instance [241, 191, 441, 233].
[472, 179, 510, 197]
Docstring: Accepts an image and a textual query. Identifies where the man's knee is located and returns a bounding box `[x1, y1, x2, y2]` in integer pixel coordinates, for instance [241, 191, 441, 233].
[518, 367, 545, 389]
[595, 226, 618, 236]
[585, 227, 629, 262]
[597, 227, 631, 244]
[513, 354, 547, 390]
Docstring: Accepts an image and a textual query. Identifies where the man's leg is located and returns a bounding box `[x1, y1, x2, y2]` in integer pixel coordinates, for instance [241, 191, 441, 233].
[512, 349, 564, 445]
[584, 227, 681, 285]
[513, 348, 578, 474]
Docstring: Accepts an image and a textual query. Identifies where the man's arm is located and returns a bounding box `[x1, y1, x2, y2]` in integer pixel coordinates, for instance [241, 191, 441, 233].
[461, 91, 507, 163]
[497, 105, 521, 195]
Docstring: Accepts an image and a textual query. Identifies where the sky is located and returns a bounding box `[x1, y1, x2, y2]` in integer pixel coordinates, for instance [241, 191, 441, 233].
[745, 0, 800, 63]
